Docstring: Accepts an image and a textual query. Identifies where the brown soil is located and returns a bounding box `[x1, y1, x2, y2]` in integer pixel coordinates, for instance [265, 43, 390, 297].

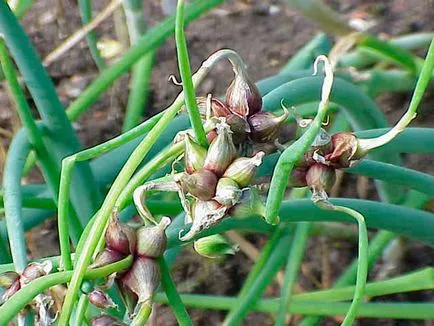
[1, 0, 434, 325]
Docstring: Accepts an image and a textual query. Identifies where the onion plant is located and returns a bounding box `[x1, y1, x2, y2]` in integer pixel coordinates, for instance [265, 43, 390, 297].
[0, 0, 433, 325]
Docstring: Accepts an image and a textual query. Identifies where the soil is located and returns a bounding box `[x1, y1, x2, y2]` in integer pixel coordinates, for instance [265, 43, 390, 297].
[1, 0, 434, 325]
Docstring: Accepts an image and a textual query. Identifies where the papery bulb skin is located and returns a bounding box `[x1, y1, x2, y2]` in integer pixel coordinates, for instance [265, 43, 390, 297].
[308, 128, 333, 163]
[90, 248, 126, 269]
[193, 234, 238, 258]
[21, 261, 52, 285]
[88, 289, 117, 310]
[288, 167, 308, 188]
[214, 177, 242, 207]
[226, 114, 251, 144]
[226, 69, 262, 118]
[312, 128, 332, 149]
[116, 279, 138, 317]
[48, 284, 67, 312]
[136, 217, 170, 258]
[248, 109, 289, 143]
[1, 278, 20, 302]
[306, 163, 336, 194]
[33, 292, 57, 326]
[251, 142, 278, 156]
[0, 271, 19, 288]
[121, 257, 160, 304]
[203, 122, 237, 176]
[184, 134, 207, 174]
[325, 132, 360, 168]
[106, 216, 137, 255]
[206, 130, 218, 143]
[229, 187, 266, 219]
[295, 128, 332, 168]
[180, 169, 218, 200]
[179, 200, 228, 241]
[197, 97, 232, 118]
[223, 151, 265, 187]
[91, 315, 126, 326]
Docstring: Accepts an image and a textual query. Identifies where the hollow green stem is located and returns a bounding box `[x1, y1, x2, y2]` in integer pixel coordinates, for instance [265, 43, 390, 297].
[357, 35, 420, 73]
[1, 36, 62, 266]
[0, 37, 83, 245]
[293, 267, 434, 302]
[340, 32, 434, 69]
[167, 198, 434, 247]
[122, 53, 155, 131]
[358, 37, 434, 152]
[155, 293, 434, 319]
[300, 194, 429, 326]
[58, 158, 76, 271]
[0, 194, 56, 210]
[0, 38, 45, 160]
[131, 303, 152, 326]
[275, 222, 312, 326]
[175, 0, 207, 147]
[2, 40, 77, 266]
[223, 228, 292, 325]
[159, 257, 192, 326]
[1, 258, 429, 309]
[356, 127, 434, 154]
[0, 235, 11, 264]
[346, 160, 434, 196]
[228, 188, 308, 325]
[0, 256, 132, 325]
[78, 0, 107, 70]
[259, 69, 417, 99]
[326, 206, 368, 326]
[260, 155, 434, 198]
[2, 129, 31, 272]
[239, 227, 285, 298]
[22, 151, 36, 176]
[0, 195, 179, 220]
[122, 0, 155, 131]
[11, 0, 33, 19]
[73, 294, 89, 326]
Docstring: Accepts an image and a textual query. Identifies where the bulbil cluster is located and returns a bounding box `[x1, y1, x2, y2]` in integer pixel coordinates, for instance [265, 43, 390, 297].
[290, 120, 365, 203]
[0, 262, 52, 303]
[0, 216, 167, 324]
[134, 63, 290, 249]
[194, 66, 289, 150]
[178, 63, 291, 240]
[90, 213, 170, 321]
[177, 121, 265, 241]
[0, 261, 55, 324]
